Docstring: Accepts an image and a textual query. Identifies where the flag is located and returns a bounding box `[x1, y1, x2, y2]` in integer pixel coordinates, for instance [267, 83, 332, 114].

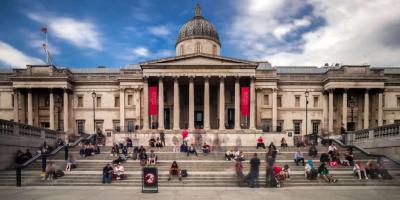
[41, 27, 48, 33]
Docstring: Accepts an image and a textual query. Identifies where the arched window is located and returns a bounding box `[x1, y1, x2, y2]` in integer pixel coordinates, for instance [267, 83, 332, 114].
[196, 42, 201, 53]
[212, 44, 217, 55]
[180, 45, 184, 55]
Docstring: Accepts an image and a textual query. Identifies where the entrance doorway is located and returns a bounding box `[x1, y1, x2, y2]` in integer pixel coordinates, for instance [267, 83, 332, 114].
[164, 108, 170, 129]
[227, 108, 234, 129]
[195, 111, 203, 129]
[347, 122, 356, 131]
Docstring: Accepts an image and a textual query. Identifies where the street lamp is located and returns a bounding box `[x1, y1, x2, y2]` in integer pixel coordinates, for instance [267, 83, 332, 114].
[305, 90, 309, 137]
[55, 95, 62, 131]
[349, 96, 355, 131]
[91, 91, 97, 133]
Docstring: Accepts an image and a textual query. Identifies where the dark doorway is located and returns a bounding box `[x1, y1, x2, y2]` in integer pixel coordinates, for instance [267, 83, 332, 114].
[347, 122, 355, 131]
[195, 111, 203, 129]
[164, 108, 170, 129]
[227, 108, 234, 129]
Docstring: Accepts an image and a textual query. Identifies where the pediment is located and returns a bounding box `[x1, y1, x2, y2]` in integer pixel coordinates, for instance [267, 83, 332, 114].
[140, 53, 256, 67]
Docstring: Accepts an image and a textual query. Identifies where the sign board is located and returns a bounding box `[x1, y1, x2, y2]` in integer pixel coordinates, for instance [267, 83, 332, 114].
[142, 167, 158, 193]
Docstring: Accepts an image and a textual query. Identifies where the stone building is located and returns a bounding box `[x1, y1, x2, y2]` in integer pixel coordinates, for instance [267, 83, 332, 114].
[1, 5, 400, 143]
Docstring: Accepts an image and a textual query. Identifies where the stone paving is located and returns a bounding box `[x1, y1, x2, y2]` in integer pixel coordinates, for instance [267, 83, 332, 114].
[0, 186, 399, 200]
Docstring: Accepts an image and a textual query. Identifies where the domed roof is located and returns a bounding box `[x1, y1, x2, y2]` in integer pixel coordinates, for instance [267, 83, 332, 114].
[176, 4, 220, 46]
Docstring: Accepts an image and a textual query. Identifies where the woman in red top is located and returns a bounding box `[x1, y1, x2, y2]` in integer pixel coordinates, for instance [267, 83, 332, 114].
[256, 136, 266, 149]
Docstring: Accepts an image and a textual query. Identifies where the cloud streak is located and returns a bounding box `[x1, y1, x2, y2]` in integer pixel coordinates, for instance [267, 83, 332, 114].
[0, 41, 44, 68]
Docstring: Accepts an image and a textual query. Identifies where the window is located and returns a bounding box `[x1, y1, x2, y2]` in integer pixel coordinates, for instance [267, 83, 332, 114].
[277, 120, 284, 132]
[96, 96, 102, 107]
[263, 94, 269, 105]
[95, 120, 104, 131]
[76, 120, 85, 134]
[397, 96, 400, 108]
[295, 95, 300, 107]
[394, 120, 400, 124]
[313, 96, 319, 108]
[293, 120, 302, 134]
[383, 120, 387, 125]
[127, 120, 134, 132]
[212, 44, 217, 55]
[128, 95, 133, 106]
[195, 42, 201, 53]
[277, 96, 282, 107]
[312, 121, 320, 134]
[261, 119, 271, 132]
[113, 120, 120, 132]
[180, 45, 184, 55]
[40, 122, 50, 129]
[77, 96, 83, 107]
[114, 96, 120, 107]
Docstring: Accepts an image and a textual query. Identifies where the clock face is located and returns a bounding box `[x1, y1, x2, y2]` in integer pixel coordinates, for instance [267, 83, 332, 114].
[144, 172, 157, 185]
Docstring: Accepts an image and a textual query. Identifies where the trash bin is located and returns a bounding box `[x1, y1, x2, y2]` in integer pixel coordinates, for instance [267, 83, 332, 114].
[142, 166, 158, 193]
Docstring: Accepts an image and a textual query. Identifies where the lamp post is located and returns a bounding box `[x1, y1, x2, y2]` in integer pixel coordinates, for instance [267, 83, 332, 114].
[91, 91, 96, 133]
[55, 95, 62, 131]
[349, 97, 355, 131]
[305, 91, 309, 137]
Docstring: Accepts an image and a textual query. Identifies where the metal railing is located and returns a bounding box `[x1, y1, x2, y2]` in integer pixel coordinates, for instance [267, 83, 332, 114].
[15, 133, 95, 187]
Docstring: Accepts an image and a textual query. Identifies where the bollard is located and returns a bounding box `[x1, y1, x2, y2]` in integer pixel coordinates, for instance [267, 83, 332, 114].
[16, 167, 21, 187]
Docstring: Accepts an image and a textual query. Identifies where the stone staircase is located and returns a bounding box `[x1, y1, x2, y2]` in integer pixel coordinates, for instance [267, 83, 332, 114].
[1, 145, 399, 187]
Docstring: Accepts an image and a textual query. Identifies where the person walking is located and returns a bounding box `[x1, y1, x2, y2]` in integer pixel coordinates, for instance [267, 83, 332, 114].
[340, 123, 347, 144]
[249, 153, 261, 187]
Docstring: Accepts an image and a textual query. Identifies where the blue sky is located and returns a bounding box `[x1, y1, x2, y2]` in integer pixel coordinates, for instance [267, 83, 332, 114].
[0, 0, 399, 68]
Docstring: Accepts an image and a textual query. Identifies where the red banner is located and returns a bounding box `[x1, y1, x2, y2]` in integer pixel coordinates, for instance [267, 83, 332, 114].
[149, 86, 158, 116]
[241, 87, 249, 116]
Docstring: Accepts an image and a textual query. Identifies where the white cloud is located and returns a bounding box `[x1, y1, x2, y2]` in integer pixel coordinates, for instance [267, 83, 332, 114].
[132, 47, 150, 57]
[27, 13, 102, 50]
[147, 25, 171, 37]
[0, 41, 44, 68]
[228, 0, 400, 66]
[118, 47, 174, 62]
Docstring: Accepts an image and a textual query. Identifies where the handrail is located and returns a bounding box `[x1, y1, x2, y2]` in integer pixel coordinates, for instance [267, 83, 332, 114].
[317, 135, 400, 166]
[15, 133, 95, 187]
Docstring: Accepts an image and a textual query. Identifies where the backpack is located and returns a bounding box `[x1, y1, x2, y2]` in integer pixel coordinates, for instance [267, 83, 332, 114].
[309, 168, 318, 180]
[181, 169, 188, 177]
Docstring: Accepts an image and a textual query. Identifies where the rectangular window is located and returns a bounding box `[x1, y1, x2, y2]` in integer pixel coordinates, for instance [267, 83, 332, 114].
[40, 122, 50, 129]
[394, 120, 400, 124]
[277, 120, 284, 132]
[312, 120, 320, 134]
[397, 96, 400, 108]
[313, 96, 319, 108]
[263, 94, 269, 105]
[127, 120, 134, 132]
[96, 96, 101, 107]
[77, 96, 83, 107]
[261, 119, 271, 132]
[293, 120, 302, 134]
[113, 120, 120, 132]
[295, 95, 300, 107]
[76, 120, 85, 134]
[95, 120, 104, 131]
[383, 120, 387, 125]
[114, 96, 120, 107]
[277, 96, 282, 107]
[128, 95, 133, 106]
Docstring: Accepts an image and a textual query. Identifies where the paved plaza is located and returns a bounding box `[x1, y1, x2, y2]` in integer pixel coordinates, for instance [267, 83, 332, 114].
[0, 186, 399, 200]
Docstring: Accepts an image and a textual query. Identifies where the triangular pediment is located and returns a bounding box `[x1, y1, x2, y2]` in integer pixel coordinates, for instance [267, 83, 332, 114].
[140, 53, 256, 66]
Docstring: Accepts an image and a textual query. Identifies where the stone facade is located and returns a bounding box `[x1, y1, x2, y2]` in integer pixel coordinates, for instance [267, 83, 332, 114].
[1, 5, 400, 140]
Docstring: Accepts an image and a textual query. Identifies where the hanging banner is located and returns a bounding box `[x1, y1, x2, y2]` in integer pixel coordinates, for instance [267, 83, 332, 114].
[149, 86, 158, 116]
[241, 87, 250, 116]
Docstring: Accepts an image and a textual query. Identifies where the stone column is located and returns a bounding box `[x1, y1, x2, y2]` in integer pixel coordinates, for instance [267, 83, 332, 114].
[49, 90, 55, 130]
[13, 89, 19, 123]
[249, 77, 256, 129]
[119, 88, 125, 131]
[342, 89, 347, 128]
[378, 91, 383, 126]
[188, 77, 195, 130]
[173, 77, 180, 130]
[328, 89, 333, 133]
[219, 77, 225, 130]
[63, 89, 69, 132]
[364, 89, 369, 129]
[322, 93, 328, 131]
[143, 78, 149, 130]
[234, 77, 240, 130]
[204, 77, 210, 130]
[272, 88, 278, 132]
[27, 89, 33, 125]
[158, 77, 164, 130]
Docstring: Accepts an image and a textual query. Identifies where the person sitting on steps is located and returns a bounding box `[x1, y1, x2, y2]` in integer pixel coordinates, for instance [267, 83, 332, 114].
[281, 137, 288, 148]
[305, 160, 318, 180]
[202, 142, 211, 155]
[354, 161, 368, 180]
[294, 149, 305, 166]
[102, 163, 113, 184]
[225, 149, 234, 161]
[148, 149, 157, 165]
[149, 137, 156, 148]
[308, 144, 318, 158]
[168, 161, 182, 181]
[318, 163, 338, 183]
[113, 163, 125, 180]
[187, 144, 198, 156]
[256, 136, 266, 149]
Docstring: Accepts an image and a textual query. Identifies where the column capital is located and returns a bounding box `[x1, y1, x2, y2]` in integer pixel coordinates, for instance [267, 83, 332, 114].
[204, 75, 210, 80]
[219, 75, 226, 80]
[343, 88, 348, 92]
[158, 76, 164, 81]
[272, 88, 278, 93]
[327, 88, 334, 93]
[188, 76, 195, 81]
[365, 88, 370, 93]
